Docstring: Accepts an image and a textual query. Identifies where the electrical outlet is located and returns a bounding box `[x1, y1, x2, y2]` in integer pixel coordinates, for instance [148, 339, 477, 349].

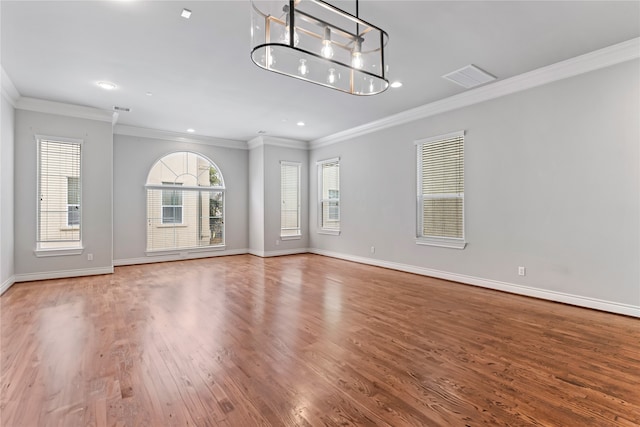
[518, 266, 526, 276]
[370, 246, 375, 254]
[87, 253, 93, 261]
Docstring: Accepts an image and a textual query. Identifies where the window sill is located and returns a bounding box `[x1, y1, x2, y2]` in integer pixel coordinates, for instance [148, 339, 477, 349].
[34, 246, 84, 257]
[156, 224, 188, 228]
[280, 235, 302, 241]
[145, 245, 226, 256]
[416, 237, 466, 250]
[318, 229, 340, 236]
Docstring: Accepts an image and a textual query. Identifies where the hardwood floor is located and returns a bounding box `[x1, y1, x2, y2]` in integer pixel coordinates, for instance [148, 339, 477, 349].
[1, 254, 639, 426]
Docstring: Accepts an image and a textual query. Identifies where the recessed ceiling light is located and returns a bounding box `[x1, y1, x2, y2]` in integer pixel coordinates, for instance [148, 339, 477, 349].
[181, 8, 192, 19]
[186, 128, 195, 133]
[296, 121, 305, 127]
[145, 91, 153, 96]
[97, 81, 117, 90]
[390, 81, 403, 88]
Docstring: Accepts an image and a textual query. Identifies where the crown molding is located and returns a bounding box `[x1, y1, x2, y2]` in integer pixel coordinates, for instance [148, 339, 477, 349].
[1, 67, 20, 106]
[15, 97, 115, 123]
[248, 135, 309, 150]
[311, 37, 640, 149]
[114, 124, 248, 150]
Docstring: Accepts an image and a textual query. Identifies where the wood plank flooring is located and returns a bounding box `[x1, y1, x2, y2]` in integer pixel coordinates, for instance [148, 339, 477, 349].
[1, 254, 639, 426]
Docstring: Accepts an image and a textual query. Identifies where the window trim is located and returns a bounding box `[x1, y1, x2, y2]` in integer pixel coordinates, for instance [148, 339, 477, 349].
[415, 131, 466, 250]
[35, 135, 84, 256]
[280, 160, 302, 239]
[160, 182, 184, 225]
[145, 151, 226, 253]
[317, 157, 340, 236]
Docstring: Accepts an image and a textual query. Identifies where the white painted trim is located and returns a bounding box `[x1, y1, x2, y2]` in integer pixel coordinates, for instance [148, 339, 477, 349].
[145, 245, 226, 257]
[1, 67, 20, 106]
[34, 247, 84, 257]
[415, 238, 466, 250]
[311, 37, 640, 148]
[250, 248, 310, 258]
[248, 135, 309, 150]
[309, 249, 640, 318]
[115, 124, 247, 150]
[35, 134, 84, 145]
[114, 248, 248, 266]
[316, 157, 340, 165]
[318, 229, 340, 236]
[14, 267, 114, 283]
[0, 275, 16, 295]
[280, 235, 302, 241]
[16, 97, 115, 123]
[414, 130, 465, 146]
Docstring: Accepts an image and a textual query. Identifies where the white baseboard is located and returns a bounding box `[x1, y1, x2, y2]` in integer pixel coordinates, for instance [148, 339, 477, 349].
[113, 248, 249, 266]
[310, 249, 640, 318]
[0, 275, 16, 295]
[249, 248, 310, 258]
[14, 266, 114, 283]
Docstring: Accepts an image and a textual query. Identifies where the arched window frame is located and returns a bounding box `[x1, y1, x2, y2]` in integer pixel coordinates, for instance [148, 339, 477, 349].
[145, 151, 226, 254]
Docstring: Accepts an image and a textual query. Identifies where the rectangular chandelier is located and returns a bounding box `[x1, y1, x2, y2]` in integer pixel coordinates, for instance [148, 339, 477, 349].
[250, 0, 389, 95]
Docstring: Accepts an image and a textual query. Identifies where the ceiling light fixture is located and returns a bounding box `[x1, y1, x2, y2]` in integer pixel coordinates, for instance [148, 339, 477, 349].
[296, 121, 305, 126]
[390, 81, 403, 88]
[181, 8, 192, 19]
[97, 81, 117, 90]
[186, 128, 195, 133]
[250, 0, 389, 95]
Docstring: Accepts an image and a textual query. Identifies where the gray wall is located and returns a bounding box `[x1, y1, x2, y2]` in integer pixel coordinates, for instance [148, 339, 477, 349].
[249, 141, 309, 255]
[14, 110, 113, 276]
[249, 144, 265, 253]
[1, 95, 15, 290]
[263, 144, 309, 253]
[310, 59, 640, 308]
[113, 134, 249, 262]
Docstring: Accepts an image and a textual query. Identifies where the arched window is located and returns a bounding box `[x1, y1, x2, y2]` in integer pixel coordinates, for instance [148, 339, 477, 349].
[146, 151, 225, 252]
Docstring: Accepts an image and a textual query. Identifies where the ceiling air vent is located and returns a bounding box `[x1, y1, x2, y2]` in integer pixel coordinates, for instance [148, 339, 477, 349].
[113, 106, 131, 112]
[442, 64, 496, 89]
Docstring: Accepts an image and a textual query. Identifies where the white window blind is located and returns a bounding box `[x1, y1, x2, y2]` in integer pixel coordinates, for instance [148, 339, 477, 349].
[146, 152, 225, 252]
[416, 131, 466, 249]
[318, 158, 340, 234]
[37, 137, 82, 250]
[281, 161, 301, 238]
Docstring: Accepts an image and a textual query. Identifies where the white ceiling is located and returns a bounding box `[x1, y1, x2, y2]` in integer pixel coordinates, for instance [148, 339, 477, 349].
[2, 1, 639, 143]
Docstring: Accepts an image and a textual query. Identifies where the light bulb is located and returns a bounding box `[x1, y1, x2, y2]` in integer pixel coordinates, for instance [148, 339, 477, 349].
[298, 59, 309, 76]
[282, 8, 300, 47]
[352, 52, 363, 69]
[351, 39, 363, 69]
[368, 78, 375, 93]
[327, 68, 337, 84]
[320, 27, 334, 59]
[283, 26, 300, 46]
[262, 48, 275, 67]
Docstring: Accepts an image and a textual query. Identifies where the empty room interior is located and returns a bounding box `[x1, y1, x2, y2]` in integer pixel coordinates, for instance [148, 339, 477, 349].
[1, 1, 639, 426]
